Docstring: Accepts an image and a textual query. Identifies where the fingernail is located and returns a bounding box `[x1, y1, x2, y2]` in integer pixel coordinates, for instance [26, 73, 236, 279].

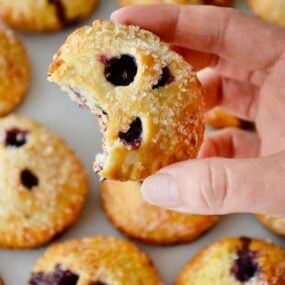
[141, 173, 182, 208]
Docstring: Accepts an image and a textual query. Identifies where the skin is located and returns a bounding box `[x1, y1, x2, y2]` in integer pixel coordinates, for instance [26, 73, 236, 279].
[111, 5, 285, 217]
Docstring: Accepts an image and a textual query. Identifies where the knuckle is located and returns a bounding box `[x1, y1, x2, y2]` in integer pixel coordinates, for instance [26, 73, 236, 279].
[198, 160, 230, 212]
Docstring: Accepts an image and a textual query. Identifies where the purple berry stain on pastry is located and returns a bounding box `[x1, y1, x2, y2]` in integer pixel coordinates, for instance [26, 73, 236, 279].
[101, 54, 138, 86]
[48, 0, 80, 27]
[29, 264, 79, 285]
[21, 169, 39, 190]
[5, 128, 28, 148]
[152, 66, 174, 89]
[119, 117, 142, 149]
[48, 0, 66, 25]
[68, 86, 88, 109]
[231, 237, 259, 282]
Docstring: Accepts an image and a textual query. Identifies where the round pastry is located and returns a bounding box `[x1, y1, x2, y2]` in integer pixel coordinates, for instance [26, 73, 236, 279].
[118, 0, 233, 7]
[248, 0, 285, 27]
[48, 20, 205, 181]
[176, 237, 285, 284]
[206, 106, 241, 129]
[257, 214, 285, 237]
[101, 180, 219, 245]
[29, 236, 163, 285]
[0, 0, 98, 32]
[0, 115, 88, 249]
[0, 24, 30, 117]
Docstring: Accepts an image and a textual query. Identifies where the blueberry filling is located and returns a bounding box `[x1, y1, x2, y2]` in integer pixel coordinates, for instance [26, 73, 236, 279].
[48, 0, 79, 27]
[231, 237, 259, 282]
[119, 117, 142, 149]
[29, 272, 45, 285]
[20, 169, 39, 190]
[5, 128, 28, 148]
[29, 264, 79, 285]
[103, 54, 137, 86]
[48, 0, 66, 25]
[152, 66, 174, 89]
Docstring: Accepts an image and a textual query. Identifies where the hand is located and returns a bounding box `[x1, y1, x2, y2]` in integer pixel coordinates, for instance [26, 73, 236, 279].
[112, 5, 285, 216]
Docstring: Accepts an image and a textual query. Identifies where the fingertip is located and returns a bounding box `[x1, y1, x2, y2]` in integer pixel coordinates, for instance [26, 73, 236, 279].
[110, 8, 128, 23]
[141, 173, 182, 208]
[197, 142, 215, 158]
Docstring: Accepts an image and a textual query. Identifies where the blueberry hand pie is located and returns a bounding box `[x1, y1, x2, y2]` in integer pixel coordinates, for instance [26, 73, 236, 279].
[48, 20, 205, 181]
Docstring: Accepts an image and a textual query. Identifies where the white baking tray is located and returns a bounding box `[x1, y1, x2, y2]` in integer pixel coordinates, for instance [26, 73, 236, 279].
[0, 1, 284, 284]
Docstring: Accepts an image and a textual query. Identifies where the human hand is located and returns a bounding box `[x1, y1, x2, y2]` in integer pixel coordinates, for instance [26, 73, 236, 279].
[111, 5, 285, 217]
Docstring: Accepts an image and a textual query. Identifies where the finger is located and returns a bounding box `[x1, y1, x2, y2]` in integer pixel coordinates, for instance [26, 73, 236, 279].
[172, 46, 266, 86]
[198, 68, 259, 120]
[198, 128, 260, 159]
[112, 5, 285, 72]
[141, 152, 285, 216]
[170, 46, 212, 71]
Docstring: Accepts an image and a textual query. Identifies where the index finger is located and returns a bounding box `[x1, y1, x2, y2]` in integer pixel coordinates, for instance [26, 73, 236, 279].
[112, 5, 285, 72]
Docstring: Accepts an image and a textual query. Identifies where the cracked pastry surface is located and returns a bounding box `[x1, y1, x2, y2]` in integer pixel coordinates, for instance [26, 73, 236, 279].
[30, 236, 163, 285]
[118, 0, 234, 7]
[49, 20, 205, 181]
[0, 24, 30, 117]
[0, 115, 88, 249]
[0, 0, 98, 32]
[176, 237, 285, 285]
[248, 0, 285, 27]
[101, 180, 219, 245]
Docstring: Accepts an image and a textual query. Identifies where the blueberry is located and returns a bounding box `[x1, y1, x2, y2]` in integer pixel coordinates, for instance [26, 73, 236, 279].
[5, 128, 28, 148]
[29, 264, 79, 285]
[103, 54, 137, 86]
[48, 0, 66, 25]
[48, 0, 79, 27]
[20, 169, 39, 190]
[152, 66, 174, 89]
[231, 237, 259, 282]
[119, 117, 142, 149]
[29, 272, 45, 285]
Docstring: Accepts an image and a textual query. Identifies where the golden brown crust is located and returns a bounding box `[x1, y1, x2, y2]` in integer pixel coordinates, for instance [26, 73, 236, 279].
[0, 277, 3, 285]
[0, 0, 98, 32]
[0, 24, 30, 117]
[49, 20, 205, 181]
[0, 115, 88, 249]
[176, 237, 285, 285]
[31, 236, 163, 285]
[248, 0, 285, 27]
[101, 180, 219, 245]
[257, 214, 285, 237]
[205, 106, 241, 129]
[118, 0, 233, 6]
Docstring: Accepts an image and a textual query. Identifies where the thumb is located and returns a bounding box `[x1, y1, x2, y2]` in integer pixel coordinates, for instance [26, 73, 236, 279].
[141, 152, 285, 216]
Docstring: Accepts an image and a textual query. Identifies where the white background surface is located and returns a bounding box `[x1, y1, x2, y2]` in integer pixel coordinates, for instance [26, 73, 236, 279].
[0, 0, 284, 284]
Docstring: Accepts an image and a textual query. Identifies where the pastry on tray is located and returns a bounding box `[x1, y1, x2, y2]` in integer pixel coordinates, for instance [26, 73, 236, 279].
[176, 237, 285, 284]
[0, 0, 98, 32]
[0, 115, 88, 249]
[0, 24, 30, 117]
[248, 0, 285, 27]
[101, 180, 219, 245]
[29, 236, 163, 285]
